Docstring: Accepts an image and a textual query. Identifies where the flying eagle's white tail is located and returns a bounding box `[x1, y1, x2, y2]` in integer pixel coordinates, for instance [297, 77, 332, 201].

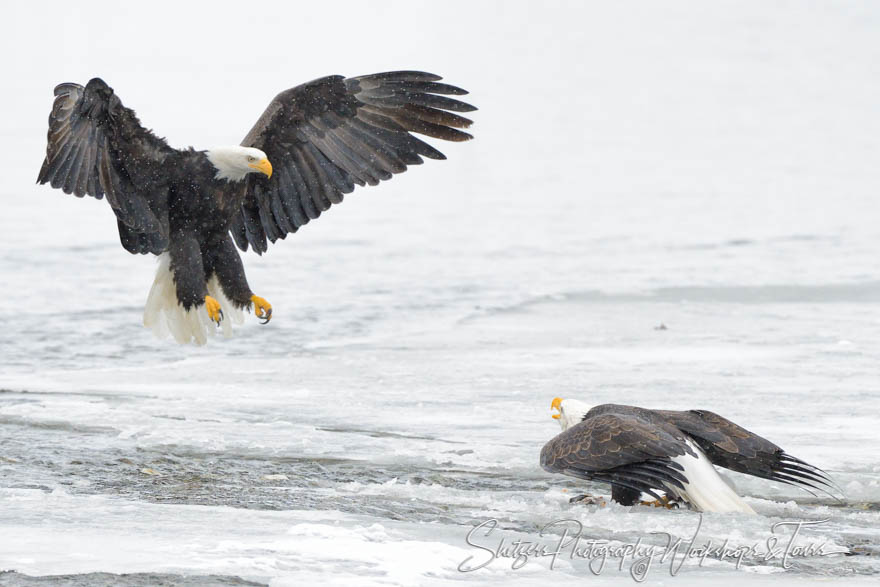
[669, 439, 756, 514]
[143, 252, 244, 345]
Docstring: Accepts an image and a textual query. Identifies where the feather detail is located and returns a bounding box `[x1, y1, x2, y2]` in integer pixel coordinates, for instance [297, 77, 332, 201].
[234, 70, 476, 253]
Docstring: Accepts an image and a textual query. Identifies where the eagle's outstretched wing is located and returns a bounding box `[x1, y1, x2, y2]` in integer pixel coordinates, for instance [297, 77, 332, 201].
[540, 412, 694, 501]
[234, 71, 475, 253]
[37, 78, 174, 254]
[656, 409, 840, 499]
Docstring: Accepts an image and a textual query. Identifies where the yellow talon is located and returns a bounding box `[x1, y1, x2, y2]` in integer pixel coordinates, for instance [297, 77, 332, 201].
[251, 295, 272, 324]
[204, 295, 223, 324]
[639, 496, 677, 509]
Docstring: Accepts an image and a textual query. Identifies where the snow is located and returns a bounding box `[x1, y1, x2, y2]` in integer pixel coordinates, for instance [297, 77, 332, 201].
[1, 1, 879, 584]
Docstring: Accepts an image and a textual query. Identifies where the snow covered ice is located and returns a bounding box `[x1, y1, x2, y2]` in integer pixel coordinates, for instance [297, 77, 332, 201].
[1, 1, 879, 585]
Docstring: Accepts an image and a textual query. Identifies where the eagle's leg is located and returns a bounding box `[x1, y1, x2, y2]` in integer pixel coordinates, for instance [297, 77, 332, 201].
[170, 234, 220, 324]
[611, 484, 641, 506]
[206, 236, 272, 324]
[612, 485, 679, 509]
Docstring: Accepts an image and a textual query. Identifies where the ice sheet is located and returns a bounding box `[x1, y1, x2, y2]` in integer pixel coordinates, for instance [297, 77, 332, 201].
[1, 1, 878, 584]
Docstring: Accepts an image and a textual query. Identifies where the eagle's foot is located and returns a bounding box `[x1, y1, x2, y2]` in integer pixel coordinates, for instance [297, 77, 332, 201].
[569, 494, 607, 507]
[251, 295, 272, 324]
[639, 496, 679, 509]
[204, 295, 223, 325]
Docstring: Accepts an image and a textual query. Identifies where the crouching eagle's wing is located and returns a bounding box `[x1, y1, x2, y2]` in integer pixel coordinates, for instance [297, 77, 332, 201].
[37, 78, 174, 254]
[234, 71, 475, 254]
[656, 409, 841, 499]
[540, 412, 694, 501]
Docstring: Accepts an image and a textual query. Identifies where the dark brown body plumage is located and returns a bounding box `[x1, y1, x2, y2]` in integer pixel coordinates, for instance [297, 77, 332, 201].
[37, 72, 475, 314]
[541, 403, 839, 505]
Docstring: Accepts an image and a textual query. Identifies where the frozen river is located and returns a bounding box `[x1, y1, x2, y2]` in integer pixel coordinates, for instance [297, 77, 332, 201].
[1, 1, 879, 585]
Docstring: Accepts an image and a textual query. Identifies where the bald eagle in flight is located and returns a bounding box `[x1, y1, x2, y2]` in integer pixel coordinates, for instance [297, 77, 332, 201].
[542, 398, 840, 513]
[37, 72, 474, 344]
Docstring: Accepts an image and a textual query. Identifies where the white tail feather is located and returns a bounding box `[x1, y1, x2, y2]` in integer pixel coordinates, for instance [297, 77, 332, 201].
[143, 252, 244, 345]
[668, 440, 756, 514]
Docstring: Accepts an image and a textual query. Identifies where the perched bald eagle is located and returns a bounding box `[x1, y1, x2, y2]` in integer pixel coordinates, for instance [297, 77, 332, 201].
[37, 72, 475, 344]
[542, 398, 840, 513]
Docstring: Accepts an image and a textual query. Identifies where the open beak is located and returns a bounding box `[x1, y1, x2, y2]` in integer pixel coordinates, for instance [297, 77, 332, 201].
[551, 397, 563, 420]
[249, 157, 273, 179]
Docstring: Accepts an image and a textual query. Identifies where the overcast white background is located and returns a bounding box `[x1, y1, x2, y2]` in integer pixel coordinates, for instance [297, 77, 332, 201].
[0, 1, 878, 585]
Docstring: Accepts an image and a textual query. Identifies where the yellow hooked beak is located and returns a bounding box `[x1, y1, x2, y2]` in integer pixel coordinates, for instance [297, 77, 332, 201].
[249, 157, 273, 179]
[551, 397, 563, 420]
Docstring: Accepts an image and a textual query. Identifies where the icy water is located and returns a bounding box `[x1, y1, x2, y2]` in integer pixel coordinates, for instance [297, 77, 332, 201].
[2, 1, 880, 585]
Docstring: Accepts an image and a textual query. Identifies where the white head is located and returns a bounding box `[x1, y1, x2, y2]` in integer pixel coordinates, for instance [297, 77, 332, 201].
[205, 146, 273, 182]
[550, 397, 592, 430]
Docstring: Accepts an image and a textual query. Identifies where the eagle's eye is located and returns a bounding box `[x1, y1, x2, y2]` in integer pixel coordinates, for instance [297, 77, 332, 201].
[247, 155, 256, 162]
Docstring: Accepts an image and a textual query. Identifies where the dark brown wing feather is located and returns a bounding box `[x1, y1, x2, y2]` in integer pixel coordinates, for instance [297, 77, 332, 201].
[37, 78, 174, 254]
[656, 409, 840, 499]
[540, 411, 694, 501]
[233, 71, 475, 253]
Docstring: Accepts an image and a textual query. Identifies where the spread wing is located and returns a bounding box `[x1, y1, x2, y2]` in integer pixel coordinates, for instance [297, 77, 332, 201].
[540, 413, 694, 501]
[37, 78, 174, 254]
[233, 71, 475, 253]
[656, 409, 840, 499]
